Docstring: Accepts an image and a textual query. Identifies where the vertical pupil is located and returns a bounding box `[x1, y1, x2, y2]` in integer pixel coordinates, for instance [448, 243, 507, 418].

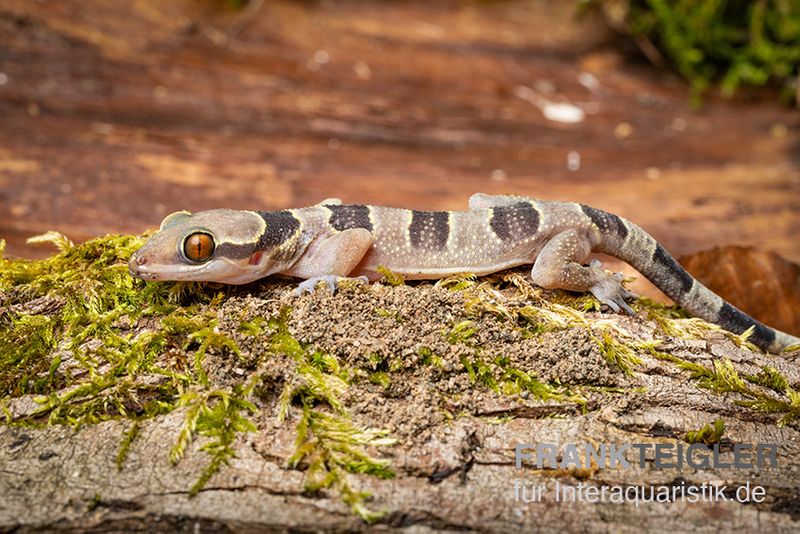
[186, 233, 213, 261]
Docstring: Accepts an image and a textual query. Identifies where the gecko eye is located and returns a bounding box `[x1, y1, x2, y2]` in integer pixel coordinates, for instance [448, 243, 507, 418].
[182, 232, 215, 263]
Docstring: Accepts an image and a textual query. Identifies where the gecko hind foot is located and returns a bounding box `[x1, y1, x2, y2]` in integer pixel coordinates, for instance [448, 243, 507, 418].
[295, 275, 369, 295]
[587, 259, 637, 315]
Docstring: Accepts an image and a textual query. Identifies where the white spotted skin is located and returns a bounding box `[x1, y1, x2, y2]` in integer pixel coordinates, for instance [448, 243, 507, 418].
[293, 201, 601, 280]
[281, 201, 601, 281]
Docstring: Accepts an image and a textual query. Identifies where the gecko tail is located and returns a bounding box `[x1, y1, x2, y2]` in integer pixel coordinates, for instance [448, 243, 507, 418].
[581, 205, 799, 353]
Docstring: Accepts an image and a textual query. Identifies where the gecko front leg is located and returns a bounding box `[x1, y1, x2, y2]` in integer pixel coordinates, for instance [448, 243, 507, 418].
[284, 228, 374, 295]
[530, 230, 636, 314]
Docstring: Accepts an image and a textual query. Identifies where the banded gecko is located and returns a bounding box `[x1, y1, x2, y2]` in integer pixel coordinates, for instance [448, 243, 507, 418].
[129, 193, 800, 353]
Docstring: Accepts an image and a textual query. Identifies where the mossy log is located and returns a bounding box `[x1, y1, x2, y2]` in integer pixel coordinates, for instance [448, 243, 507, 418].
[2, 235, 800, 531]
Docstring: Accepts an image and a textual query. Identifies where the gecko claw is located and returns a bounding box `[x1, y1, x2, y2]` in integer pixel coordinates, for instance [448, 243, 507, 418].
[588, 260, 637, 316]
[295, 275, 369, 296]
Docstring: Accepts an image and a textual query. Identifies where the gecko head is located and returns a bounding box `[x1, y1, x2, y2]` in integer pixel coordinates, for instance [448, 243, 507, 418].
[129, 209, 284, 285]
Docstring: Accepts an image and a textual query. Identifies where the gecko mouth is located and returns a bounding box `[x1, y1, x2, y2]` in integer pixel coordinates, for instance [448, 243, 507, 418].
[128, 253, 216, 282]
[128, 255, 161, 280]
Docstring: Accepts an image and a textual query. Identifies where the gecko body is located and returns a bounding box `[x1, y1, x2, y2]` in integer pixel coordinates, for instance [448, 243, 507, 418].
[129, 193, 800, 353]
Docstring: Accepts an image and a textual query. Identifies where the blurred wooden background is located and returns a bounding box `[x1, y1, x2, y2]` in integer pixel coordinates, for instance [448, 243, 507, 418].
[1, 0, 798, 330]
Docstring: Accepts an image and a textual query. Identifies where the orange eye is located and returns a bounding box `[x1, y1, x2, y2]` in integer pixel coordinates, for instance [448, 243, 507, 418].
[183, 232, 215, 263]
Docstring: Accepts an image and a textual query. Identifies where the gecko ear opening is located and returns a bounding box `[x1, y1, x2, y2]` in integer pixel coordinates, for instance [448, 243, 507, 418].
[160, 211, 193, 231]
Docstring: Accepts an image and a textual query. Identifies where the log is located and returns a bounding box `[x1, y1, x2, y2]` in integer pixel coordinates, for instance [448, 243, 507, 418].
[2, 244, 800, 530]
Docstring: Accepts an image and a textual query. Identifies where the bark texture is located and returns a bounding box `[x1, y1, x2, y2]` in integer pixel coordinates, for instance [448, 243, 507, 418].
[2, 277, 800, 532]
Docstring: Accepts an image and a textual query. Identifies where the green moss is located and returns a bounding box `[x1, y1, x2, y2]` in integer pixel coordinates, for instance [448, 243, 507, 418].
[287, 406, 396, 523]
[594, 327, 642, 375]
[435, 273, 477, 292]
[646, 345, 800, 426]
[116, 420, 139, 470]
[460, 354, 498, 392]
[747, 366, 789, 393]
[588, 0, 800, 104]
[170, 384, 259, 497]
[376, 266, 405, 286]
[446, 320, 477, 344]
[0, 314, 59, 396]
[237, 316, 266, 337]
[685, 418, 725, 445]
[0, 233, 254, 497]
[267, 307, 397, 520]
[418, 346, 445, 367]
[501, 367, 586, 407]
[375, 308, 404, 323]
[369, 372, 391, 388]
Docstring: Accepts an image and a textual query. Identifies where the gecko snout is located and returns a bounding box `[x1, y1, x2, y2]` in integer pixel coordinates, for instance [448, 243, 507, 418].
[128, 253, 148, 278]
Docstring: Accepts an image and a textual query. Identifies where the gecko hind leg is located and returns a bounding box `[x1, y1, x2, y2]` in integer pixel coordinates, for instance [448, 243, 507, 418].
[530, 230, 636, 315]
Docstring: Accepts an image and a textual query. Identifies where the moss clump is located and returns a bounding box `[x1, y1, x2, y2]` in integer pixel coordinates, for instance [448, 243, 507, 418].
[446, 269, 643, 375]
[269, 308, 397, 522]
[0, 233, 254, 496]
[0, 314, 59, 396]
[647, 346, 800, 426]
[685, 418, 725, 445]
[595, 326, 642, 375]
[170, 384, 259, 497]
[418, 346, 445, 368]
[588, 0, 800, 104]
[376, 266, 405, 286]
[445, 315, 587, 407]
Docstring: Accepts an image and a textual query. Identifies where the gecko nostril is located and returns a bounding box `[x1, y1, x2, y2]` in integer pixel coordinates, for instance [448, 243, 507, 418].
[136, 256, 147, 266]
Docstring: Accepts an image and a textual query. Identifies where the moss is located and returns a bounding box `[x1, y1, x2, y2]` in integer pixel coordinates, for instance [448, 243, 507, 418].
[237, 316, 266, 337]
[267, 307, 397, 521]
[116, 420, 139, 470]
[173, 384, 259, 497]
[0, 233, 254, 497]
[287, 406, 396, 523]
[588, 0, 800, 104]
[374, 308, 404, 323]
[594, 327, 642, 375]
[446, 320, 476, 344]
[460, 354, 498, 392]
[646, 345, 800, 426]
[747, 366, 790, 393]
[369, 371, 391, 388]
[447, 321, 586, 407]
[500, 367, 586, 408]
[685, 418, 725, 445]
[418, 346, 445, 368]
[376, 266, 405, 286]
[435, 273, 477, 292]
[0, 314, 59, 396]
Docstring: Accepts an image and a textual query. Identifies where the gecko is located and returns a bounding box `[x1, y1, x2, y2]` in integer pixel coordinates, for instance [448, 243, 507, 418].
[128, 193, 800, 353]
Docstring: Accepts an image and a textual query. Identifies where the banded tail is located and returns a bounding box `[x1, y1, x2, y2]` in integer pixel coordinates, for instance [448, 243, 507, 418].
[583, 206, 800, 353]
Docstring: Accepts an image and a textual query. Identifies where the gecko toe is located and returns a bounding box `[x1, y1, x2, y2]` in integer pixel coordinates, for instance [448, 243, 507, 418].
[617, 298, 635, 315]
[603, 298, 621, 313]
[589, 272, 637, 316]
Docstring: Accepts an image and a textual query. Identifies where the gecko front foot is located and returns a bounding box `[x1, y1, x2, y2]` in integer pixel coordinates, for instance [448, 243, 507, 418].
[587, 259, 637, 315]
[295, 275, 369, 295]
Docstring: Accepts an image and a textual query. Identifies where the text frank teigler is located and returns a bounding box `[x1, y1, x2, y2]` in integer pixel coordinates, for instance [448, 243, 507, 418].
[511, 442, 776, 506]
